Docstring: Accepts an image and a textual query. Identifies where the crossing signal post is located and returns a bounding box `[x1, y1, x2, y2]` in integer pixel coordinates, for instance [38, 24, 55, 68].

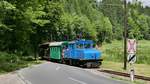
[127, 39, 137, 82]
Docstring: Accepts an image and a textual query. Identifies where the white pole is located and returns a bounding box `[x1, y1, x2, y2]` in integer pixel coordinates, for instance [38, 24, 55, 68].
[130, 63, 134, 82]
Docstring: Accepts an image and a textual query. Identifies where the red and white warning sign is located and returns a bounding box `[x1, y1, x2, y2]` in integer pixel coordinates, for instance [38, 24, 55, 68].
[127, 39, 137, 54]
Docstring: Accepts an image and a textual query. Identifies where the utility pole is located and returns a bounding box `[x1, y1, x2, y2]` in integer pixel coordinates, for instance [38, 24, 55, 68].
[98, 0, 128, 70]
[124, 0, 127, 70]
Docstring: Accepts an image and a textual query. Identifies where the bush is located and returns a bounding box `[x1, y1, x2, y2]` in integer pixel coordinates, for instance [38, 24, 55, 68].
[0, 52, 35, 73]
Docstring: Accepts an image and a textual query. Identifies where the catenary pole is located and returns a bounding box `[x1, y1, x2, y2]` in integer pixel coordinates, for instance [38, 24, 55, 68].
[124, 0, 127, 70]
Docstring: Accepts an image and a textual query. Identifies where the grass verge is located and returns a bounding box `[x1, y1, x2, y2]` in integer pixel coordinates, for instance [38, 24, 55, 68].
[101, 61, 150, 77]
[101, 61, 150, 84]
[101, 40, 150, 64]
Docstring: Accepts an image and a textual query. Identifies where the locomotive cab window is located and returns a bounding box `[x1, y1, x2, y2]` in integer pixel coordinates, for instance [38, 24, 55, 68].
[69, 44, 74, 49]
[76, 44, 84, 49]
[76, 44, 92, 49]
[84, 44, 91, 48]
[63, 45, 68, 50]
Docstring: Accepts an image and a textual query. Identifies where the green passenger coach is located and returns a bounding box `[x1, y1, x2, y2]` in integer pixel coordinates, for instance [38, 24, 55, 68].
[39, 41, 68, 62]
[49, 42, 63, 61]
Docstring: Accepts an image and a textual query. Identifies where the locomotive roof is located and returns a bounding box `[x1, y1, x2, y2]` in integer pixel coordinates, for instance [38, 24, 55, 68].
[49, 42, 64, 46]
[68, 41, 75, 44]
[39, 42, 51, 47]
[75, 40, 93, 44]
[39, 41, 69, 47]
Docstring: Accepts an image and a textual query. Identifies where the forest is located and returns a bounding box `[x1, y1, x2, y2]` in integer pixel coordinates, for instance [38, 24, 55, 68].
[0, 0, 150, 56]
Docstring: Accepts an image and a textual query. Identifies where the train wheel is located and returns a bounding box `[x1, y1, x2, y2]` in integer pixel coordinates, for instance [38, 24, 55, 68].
[75, 61, 80, 66]
[95, 64, 100, 68]
[91, 62, 100, 68]
[86, 62, 92, 68]
[96, 61, 102, 68]
[65, 60, 69, 65]
[99, 61, 102, 66]
[61, 58, 65, 64]
[69, 59, 72, 66]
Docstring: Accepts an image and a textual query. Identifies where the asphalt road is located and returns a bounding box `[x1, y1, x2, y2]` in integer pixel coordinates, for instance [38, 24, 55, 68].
[18, 62, 127, 84]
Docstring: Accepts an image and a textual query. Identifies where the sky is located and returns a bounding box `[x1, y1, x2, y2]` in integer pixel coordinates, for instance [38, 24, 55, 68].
[127, 0, 150, 7]
[97, 0, 150, 7]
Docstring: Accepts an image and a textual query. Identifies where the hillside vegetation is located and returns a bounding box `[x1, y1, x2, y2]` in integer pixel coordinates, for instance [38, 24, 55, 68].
[0, 0, 150, 56]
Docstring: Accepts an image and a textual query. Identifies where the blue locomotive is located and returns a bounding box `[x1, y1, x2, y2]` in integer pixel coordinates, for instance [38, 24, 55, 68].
[63, 40, 102, 68]
[39, 39, 102, 68]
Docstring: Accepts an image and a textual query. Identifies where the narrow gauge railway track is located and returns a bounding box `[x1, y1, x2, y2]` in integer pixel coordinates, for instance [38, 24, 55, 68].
[98, 70, 150, 81]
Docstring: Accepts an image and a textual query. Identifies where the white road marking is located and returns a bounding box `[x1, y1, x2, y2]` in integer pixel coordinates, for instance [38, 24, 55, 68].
[26, 80, 32, 84]
[17, 72, 32, 84]
[68, 77, 87, 84]
[56, 66, 61, 70]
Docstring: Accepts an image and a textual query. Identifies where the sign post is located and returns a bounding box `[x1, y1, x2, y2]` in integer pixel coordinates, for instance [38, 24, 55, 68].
[130, 68, 135, 81]
[127, 39, 137, 82]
